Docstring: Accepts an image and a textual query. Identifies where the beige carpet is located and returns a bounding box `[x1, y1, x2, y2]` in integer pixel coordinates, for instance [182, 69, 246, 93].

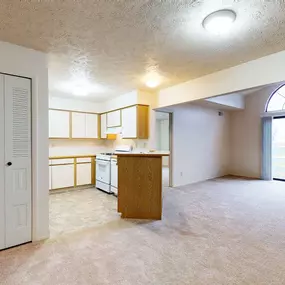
[1, 177, 285, 284]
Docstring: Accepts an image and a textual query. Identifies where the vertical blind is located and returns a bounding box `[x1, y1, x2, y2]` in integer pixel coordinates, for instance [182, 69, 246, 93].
[261, 116, 272, 180]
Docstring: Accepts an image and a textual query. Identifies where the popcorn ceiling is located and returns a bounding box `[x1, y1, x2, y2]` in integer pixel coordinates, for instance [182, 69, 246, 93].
[0, 0, 285, 100]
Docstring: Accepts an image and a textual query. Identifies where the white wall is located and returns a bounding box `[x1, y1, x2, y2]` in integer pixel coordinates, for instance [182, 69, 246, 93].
[172, 104, 230, 187]
[206, 93, 245, 110]
[156, 117, 170, 166]
[49, 95, 104, 113]
[49, 140, 111, 156]
[229, 84, 280, 178]
[0, 41, 49, 241]
[103, 90, 138, 112]
[158, 50, 285, 108]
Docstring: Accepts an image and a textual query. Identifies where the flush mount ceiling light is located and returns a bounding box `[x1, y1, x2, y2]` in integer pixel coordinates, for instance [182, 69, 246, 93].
[146, 79, 160, 88]
[203, 9, 236, 35]
[144, 72, 162, 88]
[58, 77, 107, 96]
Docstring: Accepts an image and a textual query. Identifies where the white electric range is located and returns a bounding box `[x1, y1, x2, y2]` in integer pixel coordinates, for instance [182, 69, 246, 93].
[95, 146, 132, 195]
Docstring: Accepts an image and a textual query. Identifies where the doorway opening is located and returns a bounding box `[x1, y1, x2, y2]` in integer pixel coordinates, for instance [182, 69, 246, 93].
[155, 111, 172, 187]
[272, 116, 285, 181]
[263, 84, 285, 182]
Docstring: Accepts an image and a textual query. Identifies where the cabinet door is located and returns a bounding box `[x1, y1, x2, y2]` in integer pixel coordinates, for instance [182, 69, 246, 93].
[86, 114, 98, 138]
[77, 163, 92, 185]
[101, 114, 107, 139]
[107, 110, 121, 127]
[121, 106, 137, 138]
[51, 164, 74, 189]
[72, 112, 86, 138]
[49, 110, 70, 138]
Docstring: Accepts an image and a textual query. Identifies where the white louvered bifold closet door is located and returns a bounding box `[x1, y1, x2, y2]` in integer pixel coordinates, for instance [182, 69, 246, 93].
[3, 75, 32, 249]
[0, 75, 5, 250]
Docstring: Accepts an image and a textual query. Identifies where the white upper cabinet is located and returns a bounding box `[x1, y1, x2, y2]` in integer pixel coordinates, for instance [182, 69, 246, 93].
[49, 110, 70, 138]
[107, 110, 121, 128]
[72, 112, 86, 138]
[85, 114, 98, 138]
[121, 106, 137, 138]
[100, 113, 107, 139]
[71, 112, 98, 139]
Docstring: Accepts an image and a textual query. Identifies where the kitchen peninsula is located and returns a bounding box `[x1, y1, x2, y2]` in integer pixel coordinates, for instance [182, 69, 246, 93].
[116, 152, 169, 220]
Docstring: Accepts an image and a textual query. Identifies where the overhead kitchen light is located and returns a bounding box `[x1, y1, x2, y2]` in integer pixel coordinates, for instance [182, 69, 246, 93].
[146, 79, 160, 88]
[58, 77, 107, 97]
[144, 72, 162, 88]
[203, 9, 236, 35]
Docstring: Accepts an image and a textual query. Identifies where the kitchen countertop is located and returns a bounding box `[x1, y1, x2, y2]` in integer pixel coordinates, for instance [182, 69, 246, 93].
[115, 151, 169, 158]
[49, 154, 97, 160]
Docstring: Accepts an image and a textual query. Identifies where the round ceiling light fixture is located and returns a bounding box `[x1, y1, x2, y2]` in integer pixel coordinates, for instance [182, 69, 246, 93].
[146, 79, 160, 88]
[203, 9, 236, 35]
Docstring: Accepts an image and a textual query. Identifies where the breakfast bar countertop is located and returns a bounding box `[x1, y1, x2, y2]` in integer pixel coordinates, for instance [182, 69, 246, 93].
[115, 151, 170, 158]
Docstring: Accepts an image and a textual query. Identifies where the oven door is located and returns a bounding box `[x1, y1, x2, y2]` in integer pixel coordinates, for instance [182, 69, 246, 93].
[96, 159, 111, 184]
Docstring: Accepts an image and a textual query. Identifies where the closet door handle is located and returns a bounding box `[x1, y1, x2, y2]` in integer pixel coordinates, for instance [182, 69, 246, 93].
[6, 162, 12, 166]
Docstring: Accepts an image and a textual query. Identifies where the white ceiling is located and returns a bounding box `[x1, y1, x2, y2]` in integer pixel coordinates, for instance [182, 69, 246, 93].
[1, 1, 285, 101]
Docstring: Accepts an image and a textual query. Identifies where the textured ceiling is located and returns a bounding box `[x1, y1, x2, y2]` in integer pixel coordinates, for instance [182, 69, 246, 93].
[0, 0, 285, 101]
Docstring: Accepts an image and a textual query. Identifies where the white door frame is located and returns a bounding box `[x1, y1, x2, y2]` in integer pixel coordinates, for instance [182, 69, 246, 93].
[155, 110, 173, 187]
[261, 111, 285, 181]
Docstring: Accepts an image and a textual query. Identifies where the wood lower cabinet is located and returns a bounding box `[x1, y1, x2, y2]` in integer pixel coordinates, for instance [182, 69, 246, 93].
[117, 154, 162, 220]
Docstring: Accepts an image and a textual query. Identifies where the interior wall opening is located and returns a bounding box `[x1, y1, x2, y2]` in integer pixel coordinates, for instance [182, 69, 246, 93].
[155, 111, 172, 187]
[272, 116, 285, 181]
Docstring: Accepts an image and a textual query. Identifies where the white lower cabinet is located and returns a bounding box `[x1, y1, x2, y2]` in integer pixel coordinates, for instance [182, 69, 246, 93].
[51, 164, 74, 189]
[77, 163, 92, 186]
[49, 166, 52, 190]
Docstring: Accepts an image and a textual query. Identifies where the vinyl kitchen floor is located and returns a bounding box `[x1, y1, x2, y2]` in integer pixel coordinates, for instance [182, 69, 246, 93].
[49, 188, 120, 238]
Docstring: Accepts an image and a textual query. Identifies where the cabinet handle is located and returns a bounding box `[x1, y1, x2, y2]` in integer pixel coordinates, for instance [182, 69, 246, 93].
[6, 162, 12, 166]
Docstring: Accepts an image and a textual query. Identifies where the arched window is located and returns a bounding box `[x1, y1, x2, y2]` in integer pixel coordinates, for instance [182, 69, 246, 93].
[266, 84, 285, 112]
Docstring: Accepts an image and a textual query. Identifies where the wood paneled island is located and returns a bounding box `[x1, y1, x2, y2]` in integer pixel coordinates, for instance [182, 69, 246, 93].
[116, 152, 169, 220]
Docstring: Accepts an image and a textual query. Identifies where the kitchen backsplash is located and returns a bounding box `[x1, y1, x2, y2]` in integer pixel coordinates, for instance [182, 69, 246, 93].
[49, 137, 152, 156]
[49, 139, 113, 156]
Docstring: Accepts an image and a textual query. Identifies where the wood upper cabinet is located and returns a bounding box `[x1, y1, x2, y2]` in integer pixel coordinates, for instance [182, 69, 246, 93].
[71, 112, 98, 139]
[107, 110, 121, 127]
[49, 110, 70, 138]
[121, 105, 149, 139]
